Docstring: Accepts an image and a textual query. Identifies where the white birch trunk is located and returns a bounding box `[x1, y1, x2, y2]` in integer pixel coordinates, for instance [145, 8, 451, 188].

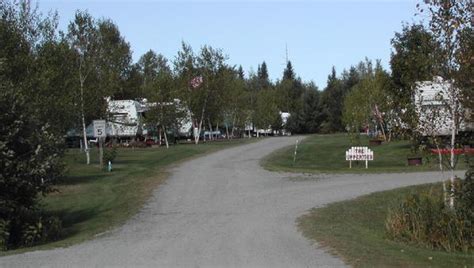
[225, 123, 229, 140]
[449, 111, 456, 209]
[163, 126, 169, 149]
[231, 114, 236, 139]
[79, 76, 90, 165]
[208, 119, 213, 141]
[159, 126, 162, 146]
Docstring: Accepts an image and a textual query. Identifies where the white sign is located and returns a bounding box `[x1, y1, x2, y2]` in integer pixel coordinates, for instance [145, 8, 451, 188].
[346, 146, 374, 169]
[93, 120, 106, 138]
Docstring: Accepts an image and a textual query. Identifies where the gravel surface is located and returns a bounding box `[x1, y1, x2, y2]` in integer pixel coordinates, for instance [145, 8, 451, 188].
[1, 136, 462, 268]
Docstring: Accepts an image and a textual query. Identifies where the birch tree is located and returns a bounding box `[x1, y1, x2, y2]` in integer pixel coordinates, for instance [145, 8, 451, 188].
[175, 43, 227, 144]
[140, 50, 182, 148]
[418, 0, 472, 208]
[67, 11, 98, 164]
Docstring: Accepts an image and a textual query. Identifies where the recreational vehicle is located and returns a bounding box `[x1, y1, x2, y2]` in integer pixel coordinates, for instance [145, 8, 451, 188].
[414, 77, 472, 137]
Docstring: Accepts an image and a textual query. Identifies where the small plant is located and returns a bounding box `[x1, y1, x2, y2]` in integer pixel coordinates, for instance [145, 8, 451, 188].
[103, 146, 118, 164]
[0, 220, 9, 251]
[386, 173, 473, 252]
[1, 208, 63, 250]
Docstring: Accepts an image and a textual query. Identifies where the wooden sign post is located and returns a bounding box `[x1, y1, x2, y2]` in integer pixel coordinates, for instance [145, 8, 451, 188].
[93, 120, 106, 167]
[345, 146, 374, 169]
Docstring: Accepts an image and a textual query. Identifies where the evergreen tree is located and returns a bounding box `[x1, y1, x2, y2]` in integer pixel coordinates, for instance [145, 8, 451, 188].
[283, 60, 295, 80]
[258, 61, 269, 81]
[238, 65, 245, 80]
[320, 67, 345, 133]
[257, 61, 270, 89]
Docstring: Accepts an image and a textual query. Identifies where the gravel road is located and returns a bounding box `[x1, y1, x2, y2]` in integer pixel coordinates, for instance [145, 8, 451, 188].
[1, 136, 461, 268]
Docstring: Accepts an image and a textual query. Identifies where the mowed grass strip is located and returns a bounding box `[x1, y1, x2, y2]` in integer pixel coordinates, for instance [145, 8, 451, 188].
[297, 183, 473, 268]
[3, 139, 254, 255]
[262, 134, 466, 173]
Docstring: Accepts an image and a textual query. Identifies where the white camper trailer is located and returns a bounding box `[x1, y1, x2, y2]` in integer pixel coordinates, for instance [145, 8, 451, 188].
[414, 77, 472, 136]
[106, 98, 192, 138]
[107, 99, 147, 137]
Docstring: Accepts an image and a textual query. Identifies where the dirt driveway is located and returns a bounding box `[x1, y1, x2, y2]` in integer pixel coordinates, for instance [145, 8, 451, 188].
[1, 136, 457, 267]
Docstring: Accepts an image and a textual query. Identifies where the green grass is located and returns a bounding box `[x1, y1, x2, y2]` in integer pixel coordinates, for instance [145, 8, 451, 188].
[2, 138, 255, 255]
[298, 183, 473, 267]
[263, 134, 467, 173]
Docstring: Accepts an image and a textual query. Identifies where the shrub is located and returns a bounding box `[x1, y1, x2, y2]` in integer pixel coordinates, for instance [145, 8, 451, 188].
[103, 146, 118, 164]
[0, 220, 9, 251]
[3, 208, 63, 249]
[0, 82, 64, 250]
[386, 176, 473, 252]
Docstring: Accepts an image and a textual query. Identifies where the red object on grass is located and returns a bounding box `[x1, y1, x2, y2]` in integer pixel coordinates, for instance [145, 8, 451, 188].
[430, 148, 474, 155]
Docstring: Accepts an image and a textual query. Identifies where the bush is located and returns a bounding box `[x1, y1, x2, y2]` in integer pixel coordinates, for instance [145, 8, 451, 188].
[103, 146, 118, 163]
[386, 176, 473, 252]
[1, 207, 62, 249]
[0, 83, 64, 250]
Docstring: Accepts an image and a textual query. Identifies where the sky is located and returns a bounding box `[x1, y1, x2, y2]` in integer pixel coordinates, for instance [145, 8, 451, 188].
[38, 0, 421, 89]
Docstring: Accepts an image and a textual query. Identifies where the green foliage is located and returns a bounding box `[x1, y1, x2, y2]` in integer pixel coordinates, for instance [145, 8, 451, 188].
[319, 67, 345, 133]
[0, 85, 64, 249]
[254, 88, 279, 130]
[283, 60, 295, 80]
[4, 208, 63, 249]
[0, 0, 67, 250]
[342, 60, 393, 140]
[257, 61, 270, 89]
[389, 24, 441, 137]
[96, 19, 132, 99]
[386, 176, 473, 252]
[102, 146, 118, 164]
[285, 84, 322, 134]
[0, 219, 8, 250]
[298, 182, 473, 267]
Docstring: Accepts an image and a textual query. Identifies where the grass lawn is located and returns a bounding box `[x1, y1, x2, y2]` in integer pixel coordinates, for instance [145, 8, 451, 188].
[298, 183, 473, 267]
[2, 138, 255, 255]
[263, 134, 468, 173]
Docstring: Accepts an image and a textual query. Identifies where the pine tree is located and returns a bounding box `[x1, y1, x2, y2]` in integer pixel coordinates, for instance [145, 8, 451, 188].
[259, 61, 269, 81]
[283, 60, 295, 80]
[238, 65, 245, 80]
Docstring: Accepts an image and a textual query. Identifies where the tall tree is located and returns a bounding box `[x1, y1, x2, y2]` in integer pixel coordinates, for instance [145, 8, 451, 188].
[343, 62, 393, 142]
[257, 61, 270, 89]
[34, 39, 78, 135]
[67, 10, 99, 164]
[390, 24, 441, 136]
[283, 60, 295, 80]
[320, 67, 345, 132]
[254, 88, 279, 136]
[418, 0, 472, 208]
[237, 65, 245, 80]
[0, 0, 65, 248]
[141, 51, 181, 148]
[96, 19, 132, 99]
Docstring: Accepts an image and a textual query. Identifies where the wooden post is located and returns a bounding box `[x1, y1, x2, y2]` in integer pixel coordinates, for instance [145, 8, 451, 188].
[99, 137, 104, 167]
[293, 139, 299, 163]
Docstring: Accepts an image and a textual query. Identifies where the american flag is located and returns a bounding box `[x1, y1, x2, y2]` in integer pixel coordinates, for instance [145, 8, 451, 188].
[190, 76, 203, 89]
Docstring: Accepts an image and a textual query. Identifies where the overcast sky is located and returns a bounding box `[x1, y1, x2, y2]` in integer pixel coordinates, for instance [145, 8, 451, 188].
[38, 0, 421, 89]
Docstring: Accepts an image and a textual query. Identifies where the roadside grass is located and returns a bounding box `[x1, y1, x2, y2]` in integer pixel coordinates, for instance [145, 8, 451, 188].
[2, 138, 255, 255]
[297, 183, 473, 267]
[262, 134, 467, 173]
